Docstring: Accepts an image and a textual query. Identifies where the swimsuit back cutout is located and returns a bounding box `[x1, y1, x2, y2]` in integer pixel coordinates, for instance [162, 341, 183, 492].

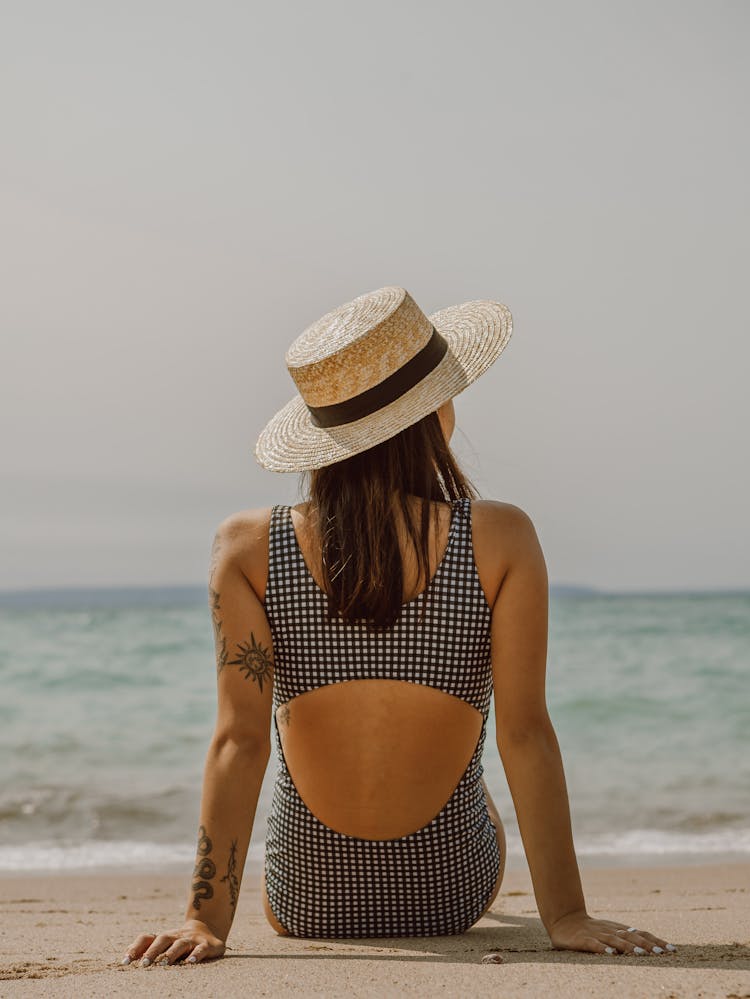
[262, 497, 499, 938]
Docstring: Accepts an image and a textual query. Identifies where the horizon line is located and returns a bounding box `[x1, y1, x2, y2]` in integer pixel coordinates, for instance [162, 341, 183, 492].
[1, 581, 748, 602]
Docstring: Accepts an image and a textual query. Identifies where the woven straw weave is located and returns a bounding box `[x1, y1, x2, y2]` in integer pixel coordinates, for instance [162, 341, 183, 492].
[255, 285, 513, 472]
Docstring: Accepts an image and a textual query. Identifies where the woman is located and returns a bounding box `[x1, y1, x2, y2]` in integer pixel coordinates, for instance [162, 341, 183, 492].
[121, 286, 676, 965]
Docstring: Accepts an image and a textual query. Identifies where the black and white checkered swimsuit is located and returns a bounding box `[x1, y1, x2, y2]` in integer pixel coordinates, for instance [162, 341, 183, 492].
[262, 497, 500, 938]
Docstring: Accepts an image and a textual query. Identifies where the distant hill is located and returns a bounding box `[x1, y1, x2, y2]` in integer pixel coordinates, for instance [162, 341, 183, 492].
[0, 581, 600, 610]
[547, 583, 601, 597]
[0, 585, 208, 610]
[0, 582, 745, 610]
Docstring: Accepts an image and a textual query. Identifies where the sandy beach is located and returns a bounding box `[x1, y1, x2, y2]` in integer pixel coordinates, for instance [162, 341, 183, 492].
[1, 861, 748, 998]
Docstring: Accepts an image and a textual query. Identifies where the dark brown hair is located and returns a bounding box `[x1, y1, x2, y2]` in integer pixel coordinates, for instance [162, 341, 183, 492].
[300, 410, 478, 630]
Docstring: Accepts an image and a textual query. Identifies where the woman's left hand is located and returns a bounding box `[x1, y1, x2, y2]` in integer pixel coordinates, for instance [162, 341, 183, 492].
[548, 910, 677, 956]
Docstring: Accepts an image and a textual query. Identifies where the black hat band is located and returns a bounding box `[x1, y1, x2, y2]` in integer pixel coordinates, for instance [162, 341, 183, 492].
[305, 326, 449, 429]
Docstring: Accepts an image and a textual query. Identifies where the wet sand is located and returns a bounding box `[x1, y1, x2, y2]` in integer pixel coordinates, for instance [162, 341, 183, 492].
[1, 861, 749, 997]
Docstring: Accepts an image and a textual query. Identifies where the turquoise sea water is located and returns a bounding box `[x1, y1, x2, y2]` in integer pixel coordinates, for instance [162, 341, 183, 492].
[0, 586, 748, 875]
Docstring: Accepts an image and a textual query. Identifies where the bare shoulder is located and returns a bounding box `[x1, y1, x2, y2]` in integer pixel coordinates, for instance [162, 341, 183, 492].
[211, 507, 274, 554]
[469, 500, 546, 608]
[471, 499, 540, 546]
[210, 507, 275, 599]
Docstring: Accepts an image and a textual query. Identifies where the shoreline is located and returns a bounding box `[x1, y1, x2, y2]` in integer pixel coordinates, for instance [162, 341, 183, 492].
[3, 842, 750, 879]
[3, 853, 750, 879]
[2, 860, 748, 997]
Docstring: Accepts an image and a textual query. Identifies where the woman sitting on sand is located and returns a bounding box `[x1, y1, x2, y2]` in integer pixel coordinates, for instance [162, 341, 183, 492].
[121, 286, 676, 965]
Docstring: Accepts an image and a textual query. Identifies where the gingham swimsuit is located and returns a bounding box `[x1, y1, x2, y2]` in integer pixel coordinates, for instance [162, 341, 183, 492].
[262, 497, 500, 938]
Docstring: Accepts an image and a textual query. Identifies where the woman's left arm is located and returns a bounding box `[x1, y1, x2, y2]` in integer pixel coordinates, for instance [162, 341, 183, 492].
[490, 505, 676, 956]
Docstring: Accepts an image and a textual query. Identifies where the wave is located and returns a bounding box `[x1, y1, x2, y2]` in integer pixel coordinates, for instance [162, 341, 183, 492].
[0, 839, 266, 873]
[504, 826, 750, 860]
[2, 828, 749, 873]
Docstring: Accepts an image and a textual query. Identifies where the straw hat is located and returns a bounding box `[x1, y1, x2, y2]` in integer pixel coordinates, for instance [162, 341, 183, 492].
[255, 285, 513, 472]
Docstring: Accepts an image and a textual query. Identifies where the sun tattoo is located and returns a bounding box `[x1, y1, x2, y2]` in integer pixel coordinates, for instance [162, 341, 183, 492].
[228, 633, 274, 693]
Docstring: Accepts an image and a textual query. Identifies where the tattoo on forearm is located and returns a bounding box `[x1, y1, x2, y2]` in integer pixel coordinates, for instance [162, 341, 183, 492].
[191, 825, 216, 910]
[220, 838, 240, 914]
[228, 632, 274, 693]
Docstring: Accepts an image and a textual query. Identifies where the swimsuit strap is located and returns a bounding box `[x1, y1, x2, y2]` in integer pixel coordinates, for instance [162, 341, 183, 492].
[276, 497, 464, 605]
[264, 503, 300, 607]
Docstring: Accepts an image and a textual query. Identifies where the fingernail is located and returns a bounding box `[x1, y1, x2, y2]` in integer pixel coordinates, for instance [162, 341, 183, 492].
[604, 946, 616, 954]
[140, 956, 151, 967]
[652, 946, 664, 954]
[187, 956, 197, 963]
[633, 946, 647, 955]
[666, 943, 677, 952]
[120, 955, 131, 965]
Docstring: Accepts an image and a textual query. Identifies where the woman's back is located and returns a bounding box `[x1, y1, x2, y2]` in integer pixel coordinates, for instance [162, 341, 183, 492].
[269, 496, 494, 835]
[244, 494, 508, 937]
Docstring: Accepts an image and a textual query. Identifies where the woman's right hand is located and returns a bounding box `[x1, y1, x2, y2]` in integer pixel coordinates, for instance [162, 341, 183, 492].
[120, 918, 227, 966]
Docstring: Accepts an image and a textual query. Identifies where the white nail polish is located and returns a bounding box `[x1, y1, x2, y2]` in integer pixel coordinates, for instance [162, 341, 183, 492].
[141, 956, 151, 967]
[604, 946, 616, 954]
[120, 956, 131, 965]
[652, 946, 664, 954]
[187, 956, 197, 963]
[666, 943, 677, 952]
[633, 946, 647, 955]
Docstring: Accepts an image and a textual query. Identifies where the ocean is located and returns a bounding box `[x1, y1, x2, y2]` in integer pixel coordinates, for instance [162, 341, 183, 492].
[1, 586, 748, 876]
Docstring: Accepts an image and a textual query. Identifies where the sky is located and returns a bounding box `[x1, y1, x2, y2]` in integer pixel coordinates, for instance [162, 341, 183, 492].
[1, 0, 748, 592]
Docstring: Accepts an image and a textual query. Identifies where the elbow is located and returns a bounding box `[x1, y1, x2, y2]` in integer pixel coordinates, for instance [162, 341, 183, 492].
[210, 730, 271, 764]
[496, 712, 556, 754]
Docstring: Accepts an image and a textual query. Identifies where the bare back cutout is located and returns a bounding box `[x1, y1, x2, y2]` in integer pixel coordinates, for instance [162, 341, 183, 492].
[275, 499, 485, 841]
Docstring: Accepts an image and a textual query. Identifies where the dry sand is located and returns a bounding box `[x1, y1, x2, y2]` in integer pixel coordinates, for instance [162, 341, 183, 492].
[1, 861, 749, 998]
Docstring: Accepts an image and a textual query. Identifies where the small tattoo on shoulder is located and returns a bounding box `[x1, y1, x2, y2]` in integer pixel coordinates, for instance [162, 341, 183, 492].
[209, 585, 228, 674]
[209, 533, 222, 586]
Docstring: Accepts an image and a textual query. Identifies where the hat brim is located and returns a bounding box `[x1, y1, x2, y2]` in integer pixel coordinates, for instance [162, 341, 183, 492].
[254, 299, 513, 472]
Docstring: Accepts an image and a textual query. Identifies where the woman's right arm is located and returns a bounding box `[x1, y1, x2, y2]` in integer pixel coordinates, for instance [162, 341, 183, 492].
[121, 514, 275, 966]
